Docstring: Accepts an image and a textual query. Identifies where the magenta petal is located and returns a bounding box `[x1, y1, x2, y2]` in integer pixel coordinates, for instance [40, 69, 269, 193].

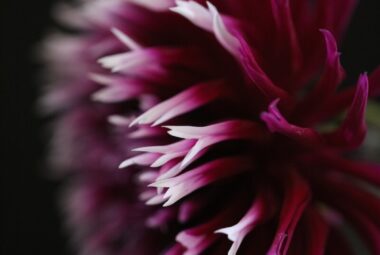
[303, 208, 329, 255]
[42, 0, 380, 254]
[261, 99, 322, 145]
[317, 183, 380, 255]
[305, 151, 380, 186]
[324, 74, 369, 149]
[239, 39, 292, 102]
[267, 171, 310, 255]
[295, 29, 345, 124]
[270, 0, 302, 72]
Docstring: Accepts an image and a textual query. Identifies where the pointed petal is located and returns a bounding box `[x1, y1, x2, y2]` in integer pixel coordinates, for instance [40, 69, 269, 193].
[325, 74, 369, 148]
[111, 27, 141, 50]
[129, 0, 175, 11]
[171, 1, 240, 57]
[119, 153, 161, 168]
[165, 120, 265, 140]
[215, 189, 276, 255]
[170, 1, 212, 31]
[134, 140, 196, 154]
[130, 80, 224, 126]
[150, 156, 252, 206]
[295, 30, 345, 123]
[239, 39, 292, 102]
[207, 2, 240, 58]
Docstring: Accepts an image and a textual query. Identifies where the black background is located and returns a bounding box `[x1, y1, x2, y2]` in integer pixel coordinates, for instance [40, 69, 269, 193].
[1, 1, 380, 255]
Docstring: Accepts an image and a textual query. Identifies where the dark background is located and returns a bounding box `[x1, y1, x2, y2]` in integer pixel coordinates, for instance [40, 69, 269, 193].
[1, 1, 380, 255]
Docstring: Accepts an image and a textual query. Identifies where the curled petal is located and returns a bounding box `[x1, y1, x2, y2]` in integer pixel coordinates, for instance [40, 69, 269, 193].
[207, 2, 240, 58]
[170, 1, 212, 31]
[171, 1, 240, 57]
[261, 99, 322, 145]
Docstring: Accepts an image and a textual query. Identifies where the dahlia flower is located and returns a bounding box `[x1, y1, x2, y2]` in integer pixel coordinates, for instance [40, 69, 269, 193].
[42, 0, 380, 254]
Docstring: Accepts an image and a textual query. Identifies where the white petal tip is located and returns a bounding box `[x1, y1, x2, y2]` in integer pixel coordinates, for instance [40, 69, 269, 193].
[119, 159, 134, 169]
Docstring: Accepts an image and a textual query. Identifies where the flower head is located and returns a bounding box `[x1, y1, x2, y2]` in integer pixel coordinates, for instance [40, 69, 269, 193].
[42, 0, 380, 254]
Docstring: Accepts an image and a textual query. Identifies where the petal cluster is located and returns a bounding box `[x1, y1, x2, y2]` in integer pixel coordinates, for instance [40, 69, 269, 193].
[42, 0, 380, 254]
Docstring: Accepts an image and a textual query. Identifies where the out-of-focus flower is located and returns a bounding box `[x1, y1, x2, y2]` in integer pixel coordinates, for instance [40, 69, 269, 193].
[42, 0, 380, 254]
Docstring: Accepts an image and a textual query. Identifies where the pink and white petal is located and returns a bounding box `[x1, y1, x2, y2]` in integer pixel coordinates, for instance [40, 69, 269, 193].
[111, 27, 142, 50]
[172, 1, 240, 58]
[98, 50, 154, 73]
[157, 151, 206, 181]
[177, 204, 238, 254]
[207, 2, 240, 58]
[108, 115, 134, 126]
[128, 127, 164, 139]
[146, 193, 168, 206]
[138, 171, 159, 183]
[170, 1, 213, 31]
[131, 80, 223, 126]
[151, 156, 252, 206]
[165, 120, 265, 140]
[91, 85, 144, 103]
[134, 139, 196, 154]
[119, 153, 161, 168]
[129, 0, 175, 11]
[151, 151, 188, 168]
[215, 189, 276, 255]
[98, 47, 184, 73]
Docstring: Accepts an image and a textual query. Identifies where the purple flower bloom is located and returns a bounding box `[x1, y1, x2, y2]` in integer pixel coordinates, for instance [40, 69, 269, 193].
[42, 0, 380, 254]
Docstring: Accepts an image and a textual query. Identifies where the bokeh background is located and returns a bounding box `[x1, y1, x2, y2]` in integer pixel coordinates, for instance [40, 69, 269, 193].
[1, 1, 380, 254]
